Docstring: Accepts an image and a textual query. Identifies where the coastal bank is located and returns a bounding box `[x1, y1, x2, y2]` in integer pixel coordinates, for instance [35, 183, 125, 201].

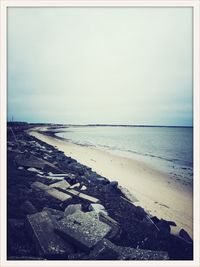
[7, 124, 193, 260]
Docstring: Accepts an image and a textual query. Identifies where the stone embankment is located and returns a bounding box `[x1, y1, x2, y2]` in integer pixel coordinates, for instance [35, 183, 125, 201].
[7, 127, 193, 260]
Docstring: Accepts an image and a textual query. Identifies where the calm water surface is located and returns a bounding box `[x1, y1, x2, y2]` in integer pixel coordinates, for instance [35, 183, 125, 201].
[56, 126, 193, 184]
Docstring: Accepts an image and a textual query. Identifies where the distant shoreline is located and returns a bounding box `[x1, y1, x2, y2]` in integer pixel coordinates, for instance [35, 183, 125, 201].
[8, 121, 193, 128]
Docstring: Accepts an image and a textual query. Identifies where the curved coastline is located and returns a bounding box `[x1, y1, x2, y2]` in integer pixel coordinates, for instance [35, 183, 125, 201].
[28, 126, 193, 237]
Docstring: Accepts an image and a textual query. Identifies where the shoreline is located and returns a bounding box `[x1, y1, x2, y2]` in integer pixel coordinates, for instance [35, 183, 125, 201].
[29, 127, 193, 237]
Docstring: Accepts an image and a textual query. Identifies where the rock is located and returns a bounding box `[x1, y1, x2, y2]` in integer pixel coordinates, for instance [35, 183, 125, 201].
[89, 204, 108, 216]
[64, 204, 82, 216]
[150, 216, 160, 224]
[26, 211, 74, 259]
[31, 182, 72, 202]
[179, 229, 193, 243]
[70, 183, 80, 189]
[88, 238, 169, 260]
[49, 180, 70, 190]
[27, 167, 44, 175]
[80, 185, 87, 190]
[88, 238, 119, 260]
[48, 172, 76, 180]
[20, 200, 38, 215]
[118, 186, 139, 203]
[65, 189, 99, 203]
[166, 220, 177, 226]
[156, 219, 171, 234]
[15, 154, 45, 169]
[55, 210, 111, 252]
[135, 206, 147, 220]
[17, 166, 24, 170]
[117, 246, 169, 260]
[67, 252, 87, 260]
[107, 181, 118, 191]
[96, 177, 110, 185]
[36, 174, 64, 181]
[43, 207, 64, 220]
[78, 192, 100, 203]
[99, 212, 120, 240]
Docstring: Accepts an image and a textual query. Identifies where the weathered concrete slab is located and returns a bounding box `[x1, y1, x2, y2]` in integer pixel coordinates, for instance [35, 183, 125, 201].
[31, 181, 49, 191]
[65, 189, 80, 196]
[31, 182, 72, 202]
[64, 204, 82, 216]
[78, 192, 99, 203]
[55, 210, 111, 252]
[88, 238, 169, 260]
[69, 183, 80, 189]
[99, 212, 120, 240]
[36, 174, 64, 181]
[65, 189, 99, 203]
[43, 207, 64, 220]
[88, 238, 119, 260]
[49, 180, 70, 190]
[89, 204, 108, 216]
[48, 172, 76, 180]
[15, 154, 45, 169]
[27, 168, 44, 175]
[26, 211, 74, 259]
[117, 246, 169, 260]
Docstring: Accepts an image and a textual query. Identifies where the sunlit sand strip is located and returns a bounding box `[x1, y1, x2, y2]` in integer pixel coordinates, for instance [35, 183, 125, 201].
[28, 128, 193, 237]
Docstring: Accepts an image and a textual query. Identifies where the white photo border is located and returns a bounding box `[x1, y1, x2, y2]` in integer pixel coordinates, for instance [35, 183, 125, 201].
[0, 1, 199, 267]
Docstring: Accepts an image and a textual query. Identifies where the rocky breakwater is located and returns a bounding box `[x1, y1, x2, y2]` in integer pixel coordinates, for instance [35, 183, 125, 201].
[7, 127, 193, 260]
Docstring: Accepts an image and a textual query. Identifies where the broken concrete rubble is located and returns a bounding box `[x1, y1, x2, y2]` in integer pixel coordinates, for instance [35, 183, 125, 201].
[26, 210, 74, 259]
[49, 180, 70, 190]
[55, 210, 111, 252]
[31, 181, 72, 202]
[64, 204, 82, 216]
[179, 229, 193, 243]
[65, 189, 99, 203]
[89, 203, 108, 216]
[27, 168, 44, 175]
[88, 238, 169, 260]
[7, 127, 193, 260]
[15, 154, 45, 169]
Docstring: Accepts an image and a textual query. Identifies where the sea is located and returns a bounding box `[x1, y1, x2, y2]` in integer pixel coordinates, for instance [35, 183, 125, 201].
[56, 126, 193, 185]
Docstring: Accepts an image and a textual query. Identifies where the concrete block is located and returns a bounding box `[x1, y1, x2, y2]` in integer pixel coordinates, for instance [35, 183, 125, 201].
[64, 204, 82, 216]
[43, 207, 64, 220]
[65, 189, 99, 203]
[99, 212, 120, 240]
[31, 182, 72, 202]
[89, 204, 108, 216]
[49, 180, 70, 190]
[15, 154, 45, 169]
[55, 210, 111, 252]
[26, 211, 74, 259]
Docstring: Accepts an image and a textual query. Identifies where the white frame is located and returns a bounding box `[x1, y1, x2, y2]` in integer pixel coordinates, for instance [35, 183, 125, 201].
[0, 1, 199, 267]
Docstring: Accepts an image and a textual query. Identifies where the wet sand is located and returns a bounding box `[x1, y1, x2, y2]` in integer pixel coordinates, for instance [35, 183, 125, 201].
[29, 128, 193, 237]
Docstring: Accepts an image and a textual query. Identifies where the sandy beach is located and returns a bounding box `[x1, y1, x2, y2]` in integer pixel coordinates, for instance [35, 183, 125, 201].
[28, 128, 193, 237]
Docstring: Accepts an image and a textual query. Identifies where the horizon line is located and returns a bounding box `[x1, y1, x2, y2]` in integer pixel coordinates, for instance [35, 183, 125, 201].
[7, 121, 193, 128]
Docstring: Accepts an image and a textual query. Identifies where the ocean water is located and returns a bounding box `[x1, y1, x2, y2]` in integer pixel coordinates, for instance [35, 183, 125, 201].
[56, 126, 193, 185]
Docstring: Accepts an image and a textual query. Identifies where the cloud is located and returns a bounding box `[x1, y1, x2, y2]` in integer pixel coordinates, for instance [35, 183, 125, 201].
[8, 7, 193, 126]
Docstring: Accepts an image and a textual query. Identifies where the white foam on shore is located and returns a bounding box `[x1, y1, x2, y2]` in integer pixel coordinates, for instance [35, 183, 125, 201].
[29, 129, 193, 237]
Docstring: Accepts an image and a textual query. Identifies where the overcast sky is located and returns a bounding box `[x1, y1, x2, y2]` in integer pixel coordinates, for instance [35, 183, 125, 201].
[8, 7, 192, 126]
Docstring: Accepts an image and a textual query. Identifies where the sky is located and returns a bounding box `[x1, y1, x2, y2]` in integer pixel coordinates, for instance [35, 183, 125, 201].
[7, 7, 193, 126]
